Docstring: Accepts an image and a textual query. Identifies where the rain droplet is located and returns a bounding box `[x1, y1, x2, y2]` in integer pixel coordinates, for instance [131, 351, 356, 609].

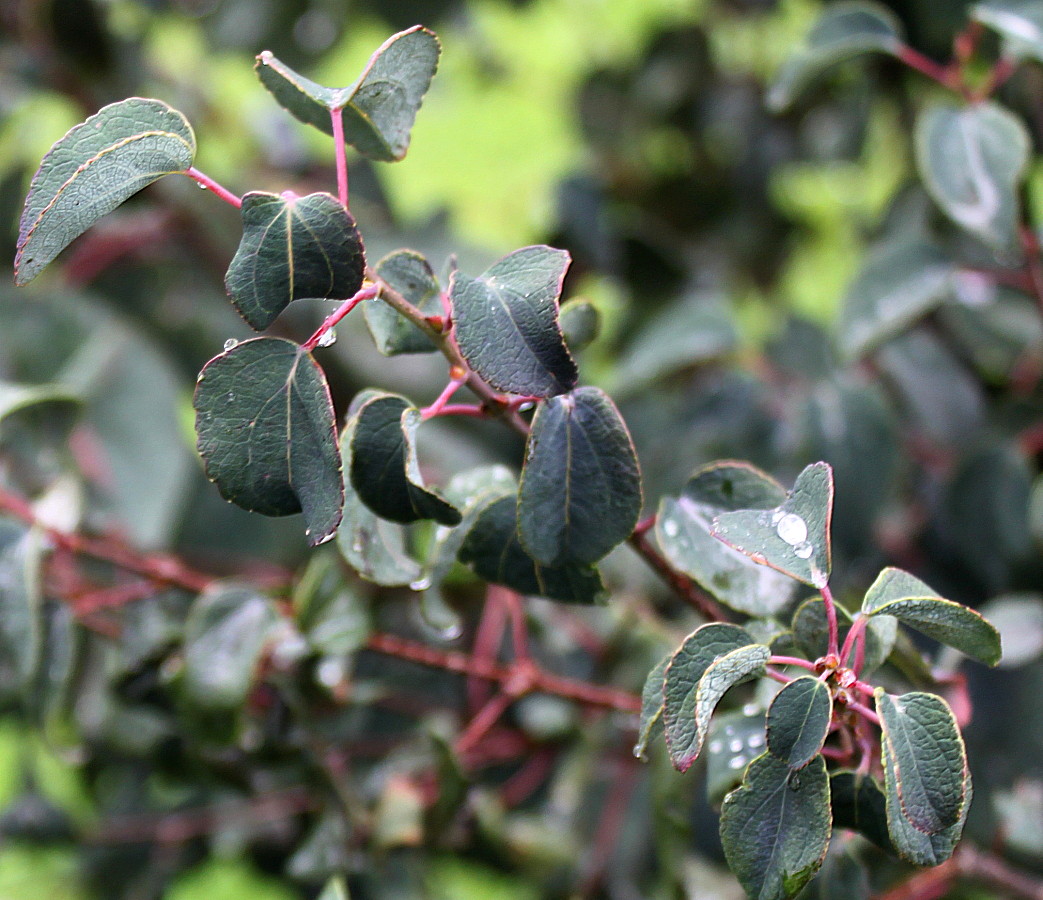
[223, 338, 238, 351]
[708, 740, 724, 754]
[728, 756, 747, 770]
[747, 733, 764, 749]
[316, 329, 337, 348]
[776, 512, 808, 546]
[729, 738, 744, 753]
[742, 703, 759, 716]
[316, 657, 346, 688]
[517, 401, 535, 412]
[409, 577, 432, 592]
[663, 518, 679, 538]
[794, 542, 814, 560]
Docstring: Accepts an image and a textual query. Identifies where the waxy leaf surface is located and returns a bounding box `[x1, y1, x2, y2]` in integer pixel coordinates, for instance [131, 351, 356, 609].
[255, 27, 439, 161]
[657, 461, 797, 616]
[876, 690, 967, 834]
[451, 246, 577, 397]
[16, 98, 196, 284]
[973, 1, 1043, 63]
[518, 386, 640, 566]
[457, 493, 604, 604]
[862, 567, 1002, 665]
[712, 462, 833, 588]
[225, 191, 365, 330]
[194, 337, 342, 546]
[634, 653, 670, 759]
[915, 102, 1029, 251]
[768, 1, 903, 111]
[365, 250, 440, 355]
[349, 392, 460, 526]
[767, 676, 833, 770]
[662, 623, 756, 772]
[720, 754, 832, 900]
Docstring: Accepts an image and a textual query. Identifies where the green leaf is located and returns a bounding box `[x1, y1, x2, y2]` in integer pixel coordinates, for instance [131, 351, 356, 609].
[634, 653, 670, 760]
[183, 583, 280, 710]
[348, 392, 461, 526]
[451, 246, 578, 397]
[656, 461, 797, 617]
[364, 250, 441, 355]
[224, 191, 365, 331]
[768, 2, 903, 111]
[767, 677, 833, 770]
[558, 298, 600, 352]
[662, 623, 756, 772]
[318, 877, 350, 900]
[792, 599, 897, 674]
[517, 386, 640, 566]
[705, 709, 767, 804]
[720, 754, 832, 900]
[875, 690, 968, 834]
[694, 644, 770, 765]
[915, 102, 1030, 251]
[712, 462, 834, 589]
[838, 241, 955, 360]
[294, 555, 371, 655]
[457, 493, 605, 604]
[830, 771, 894, 852]
[15, 98, 196, 284]
[0, 520, 45, 703]
[255, 27, 440, 162]
[973, 1, 1043, 64]
[862, 567, 1002, 666]
[194, 337, 343, 546]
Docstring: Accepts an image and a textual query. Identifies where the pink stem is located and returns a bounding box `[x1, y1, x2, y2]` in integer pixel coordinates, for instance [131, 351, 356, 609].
[975, 56, 1017, 101]
[330, 108, 349, 207]
[301, 284, 378, 351]
[421, 377, 468, 420]
[183, 167, 242, 209]
[426, 403, 488, 420]
[839, 615, 868, 667]
[820, 583, 840, 659]
[846, 699, 881, 726]
[768, 655, 818, 672]
[764, 667, 796, 685]
[896, 45, 960, 90]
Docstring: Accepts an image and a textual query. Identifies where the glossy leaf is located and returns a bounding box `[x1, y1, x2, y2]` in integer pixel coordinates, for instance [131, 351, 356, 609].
[720, 754, 832, 900]
[876, 689, 967, 834]
[0, 520, 44, 703]
[973, 1, 1043, 64]
[517, 386, 640, 566]
[634, 653, 670, 759]
[457, 493, 605, 604]
[712, 462, 834, 589]
[183, 583, 279, 710]
[194, 337, 342, 545]
[862, 567, 1002, 665]
[662, 623, 756, 772]
[768, 2, 903, 111]
[225, 191, 365, 330]
[767, 676, 833, 770]
[364, 250, 440, 355]
[558, 298, 600, 352]
[451, 245, 577, 397]
[255, 27, 440, 162]
[15, 98, 196, 284]
[838, 241, 955, 360]
[348, 392, 461, 527]
[693, 644, 770, 767]
[830, 771, 893, 852]
[656, 461, 797, 617]
[915, 102, 1030, 251]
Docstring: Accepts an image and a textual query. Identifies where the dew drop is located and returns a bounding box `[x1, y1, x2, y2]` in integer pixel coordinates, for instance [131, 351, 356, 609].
[409, 577, 432, 592]
[708, 740, 724, 754]
[742, 702, 759, 716]
[223, 338, 238, 351]
[316, 329, 337, 348]
[316, 657, 346, 688]
[776, 512, 808, 546]
[729, 738, 744, 753]
[517, 401, 535, 412]
[794, 542, 814, 560]
[663, 518, 680, 538]
[728, 756, 747, 770]
[747, 733, 764, 749]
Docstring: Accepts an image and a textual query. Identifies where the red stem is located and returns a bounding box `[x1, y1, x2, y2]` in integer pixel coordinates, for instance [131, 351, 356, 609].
[302, 284, 378, 351]
[845, 698, 881, 726]
[820, 583, 840, 659]
[427, 403, 489, 419]
[768, 655, 818, 672]
[330, 108, 349, 207]
[896, 45, 965, 96]
[421, 376, 468, 420]
[456, 692, 515, 755]
[840, 615, 868, 668]
[183, 167, 242, 209]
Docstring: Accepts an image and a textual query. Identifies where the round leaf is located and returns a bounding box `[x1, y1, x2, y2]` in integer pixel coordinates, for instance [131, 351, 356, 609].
[767, 677, 833, 770]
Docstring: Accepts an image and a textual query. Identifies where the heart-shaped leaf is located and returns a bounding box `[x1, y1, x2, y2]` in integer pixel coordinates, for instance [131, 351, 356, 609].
[712, 462, 834, 588]
[768, 1, 903, 111]
[862, 567, 1002, 665]
[973, 1, 1043, 64]
[663, 623, 757, 772]
[255, 27, 440, 162]
[720, 754, 832, 900]
[451, 245, 577, 397]
[876, 689, 967, 834]
[457, 492, 605, 604]
[348, 392, 460, 527]
[830, 771, 894, 853]
[517, 386, 640, 566]
[225, 191, 365, 330]
[915, 101, 1030, 252]
[634, 653, 671, 760]
[15, 98, 196, 284]
[767, 676, 833, 770]
[656, 461, 797, 616]
[194, 337, 343, 545]
[364, 250, 441, 355]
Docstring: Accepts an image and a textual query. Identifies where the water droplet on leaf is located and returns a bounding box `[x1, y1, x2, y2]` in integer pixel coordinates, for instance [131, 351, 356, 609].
[776, 512, 808, 546]
[316, 329, 337, 348]
[409, 577, 432, 592]
[794, 542, 814, 560]
[223, 338, 238, 351]
[663, 518, 679, 538]
[729, 738, 744, 753]
[728, 756, 747, 770]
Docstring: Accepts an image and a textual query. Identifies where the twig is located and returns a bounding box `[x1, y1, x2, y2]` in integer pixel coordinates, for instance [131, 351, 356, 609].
[627, 528, 730, 621]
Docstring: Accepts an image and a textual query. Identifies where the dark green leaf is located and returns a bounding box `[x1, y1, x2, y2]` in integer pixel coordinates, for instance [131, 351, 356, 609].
[915, 102, 1030, 251]
[706, 709, 767, 804]
[792, 599, 896, 674]
[183, 583, 279, 710]
[973, 1, 1043, 64]
[0, 520, 44, 703]
[451, 246, 577, 397]
[657, 461, 797, 617]
[694, 644, 770, 765]
[634, 653, 670, 760]
[225, 191, 365, 330]
[830, 771, 893, 852]
[720, 754, 832, 900]
[364, 250, 441, 355]
[194, 337, 343, 545]
[767, 677, 833, 770]
[663, 623, 756, 772]
[712, 462, 834, 589]
[768, 2, 903, 111]
[255, 27, 440, 162]
[838, 242, 955, 360]
[558, 298, 600, 352]
[458, 493, 605, 604]
[348, 392, 460, 526]
[862, 567, 1002, 665]
[517, 386, 640, 566]
[876, 690, 967, 834]
[15, 98, 196, 284]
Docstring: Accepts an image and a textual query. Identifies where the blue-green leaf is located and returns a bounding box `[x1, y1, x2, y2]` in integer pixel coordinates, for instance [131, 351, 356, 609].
[767, 676, 833, 770]
[364, 250, 441, 355]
